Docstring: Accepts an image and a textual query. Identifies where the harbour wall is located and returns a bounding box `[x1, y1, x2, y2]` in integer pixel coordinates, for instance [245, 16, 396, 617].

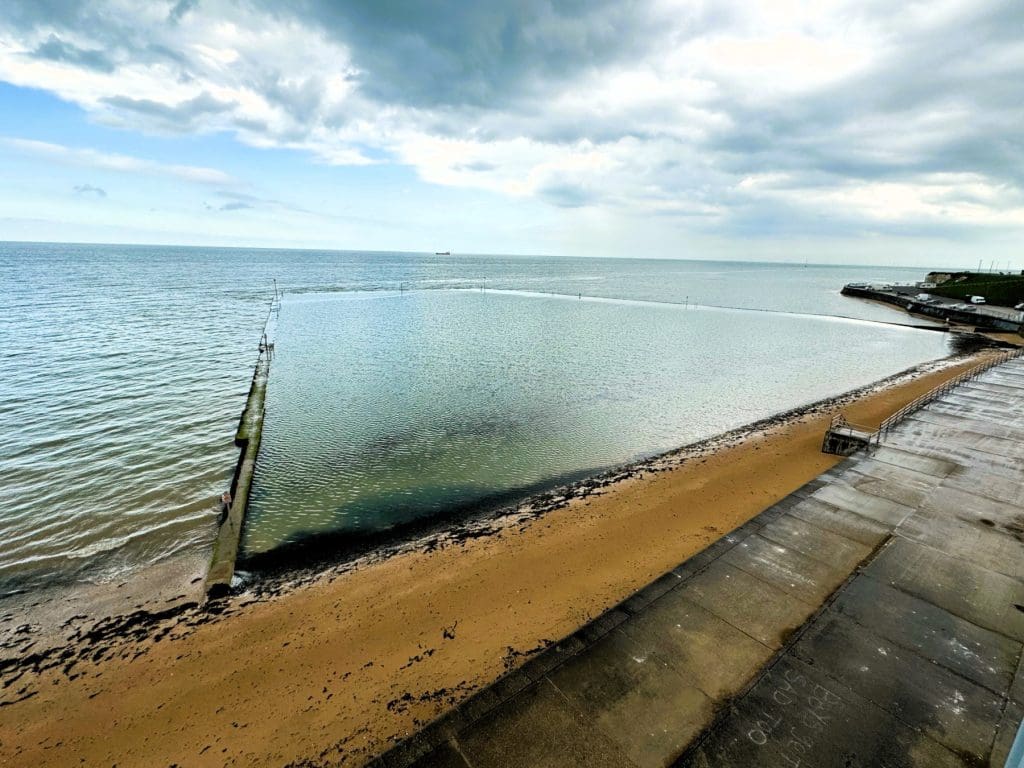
[841, 284, 1024, 333]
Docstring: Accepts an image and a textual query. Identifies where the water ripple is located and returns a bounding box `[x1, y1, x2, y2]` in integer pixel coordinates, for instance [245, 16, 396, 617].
[0, 243, 944, 590]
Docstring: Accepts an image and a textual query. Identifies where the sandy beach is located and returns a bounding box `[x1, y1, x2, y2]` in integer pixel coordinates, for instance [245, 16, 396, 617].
[0, 352, 998, 767]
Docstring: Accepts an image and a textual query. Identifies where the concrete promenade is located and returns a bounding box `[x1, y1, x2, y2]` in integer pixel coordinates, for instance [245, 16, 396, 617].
[371, 356, 1024, 768]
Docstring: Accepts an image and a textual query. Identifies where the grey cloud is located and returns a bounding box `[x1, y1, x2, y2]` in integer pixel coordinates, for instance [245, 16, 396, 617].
[30, 34, 115, 72]
[144, 43, 190, 67]
[101, 92, 234, 131]
[259, 73, 326, 123]
[5, 1, 92, 30]
[8, 2, 195, 84]
[722, 198, 996, 242]
[3, 0, 1023, 243]
[72, 183, 106, 197]
[538, 182, 599, 208]
[214, 190, 314, 215]
[705, 3, 1024, 194]
[168, 0, 198, 23]
[454, 161, 497, 172]
[262, 0, 716, 110]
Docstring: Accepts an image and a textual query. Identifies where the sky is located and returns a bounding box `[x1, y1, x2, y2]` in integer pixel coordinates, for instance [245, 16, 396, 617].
[0, 0, 1022, 266]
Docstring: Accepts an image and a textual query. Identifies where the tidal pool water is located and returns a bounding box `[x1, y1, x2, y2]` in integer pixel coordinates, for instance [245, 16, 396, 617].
[241, 288, 949, 558]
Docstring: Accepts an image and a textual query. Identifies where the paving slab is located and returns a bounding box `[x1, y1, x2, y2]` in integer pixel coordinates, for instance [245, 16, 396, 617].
[721, 534, 852, 606]
[898, 510, 1024, 582]
[979, 381, 1024, 401]
[988, 361, 1024, 374]
[841, 464, 937, 509]
[944, 390, 1024, 417]
[869, 445, 959, 477]
[455, 678, 634, 768]
[893, 423, 1024, 461]
[989, 699, 1024, 768]
[786, 497, 891, 546]
[757, 514, 872, 571]
[620, 571, 688, 615]
[618, 591, 773, 699]
[810, 482, 918, 526]
[791, 614, 1004, 761]
[400, 742, 469, 768]
[546, 629, 712, 768]
[883, 437, 1024, 480]
[680, 655, 969, 768]
[924, 484, 1024, 530]
[883, 418, 1024, 461]
[963, 381, 1024, 399]
[941, 469, 1024, 507]
[845, 458, 938, 489]
[1010, 650, 1024, 706]
[927, 396, 1023, 418]
[865, 538, 1024, 642]
[682, 560, 815, 649]
[921, 406, 1024, 441]
[832, 576, 1021, 694]
[909, 411, 1024, 443]
[987, 364, 1024, 374]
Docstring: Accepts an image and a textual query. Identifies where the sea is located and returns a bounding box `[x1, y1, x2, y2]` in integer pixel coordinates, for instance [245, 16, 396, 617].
[0, 242, 953, 596]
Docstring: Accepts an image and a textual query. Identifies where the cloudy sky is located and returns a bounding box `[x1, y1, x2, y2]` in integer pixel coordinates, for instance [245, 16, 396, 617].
[0, 0, 1021, 265]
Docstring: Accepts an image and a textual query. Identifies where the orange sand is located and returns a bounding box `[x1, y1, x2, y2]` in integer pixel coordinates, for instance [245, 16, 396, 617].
[0, 356, 988, 767]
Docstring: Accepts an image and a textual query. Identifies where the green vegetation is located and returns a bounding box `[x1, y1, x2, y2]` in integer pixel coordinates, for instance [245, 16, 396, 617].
[929, 272, 1024, 307]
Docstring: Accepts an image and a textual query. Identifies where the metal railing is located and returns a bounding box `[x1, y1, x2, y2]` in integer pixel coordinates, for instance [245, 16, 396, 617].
[829, 347, 1023, 447]
[826, 413, 876, 436]
[876, 347, 1023, 439]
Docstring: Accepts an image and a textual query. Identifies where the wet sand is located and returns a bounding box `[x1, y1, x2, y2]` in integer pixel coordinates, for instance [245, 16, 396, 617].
[0, 354, 994, 767]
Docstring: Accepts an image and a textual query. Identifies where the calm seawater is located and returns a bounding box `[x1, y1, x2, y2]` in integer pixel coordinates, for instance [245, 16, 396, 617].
[1, 242, 947, 591]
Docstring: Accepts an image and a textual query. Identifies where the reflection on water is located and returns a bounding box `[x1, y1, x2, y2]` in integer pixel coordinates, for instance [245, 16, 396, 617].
[242, 289, 950, 558]
[0, 242, 947, 591]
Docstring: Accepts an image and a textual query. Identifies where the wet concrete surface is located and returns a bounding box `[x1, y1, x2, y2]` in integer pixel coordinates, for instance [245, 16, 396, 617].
[370, 358, 1024, 768]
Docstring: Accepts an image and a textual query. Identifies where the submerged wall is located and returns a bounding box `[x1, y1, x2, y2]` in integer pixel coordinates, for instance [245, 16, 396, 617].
[205, 301, 276, 597]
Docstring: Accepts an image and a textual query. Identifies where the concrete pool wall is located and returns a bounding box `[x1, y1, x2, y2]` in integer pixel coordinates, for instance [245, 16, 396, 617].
[205, 299, 277, 597]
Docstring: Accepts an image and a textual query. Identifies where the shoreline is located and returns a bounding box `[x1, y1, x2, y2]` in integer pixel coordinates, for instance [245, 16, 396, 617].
[0, 350, 1000, 767]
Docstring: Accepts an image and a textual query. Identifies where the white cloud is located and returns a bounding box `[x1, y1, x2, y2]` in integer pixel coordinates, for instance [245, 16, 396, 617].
[0, 0, 1021, 245]
[3, 137, 235, 185]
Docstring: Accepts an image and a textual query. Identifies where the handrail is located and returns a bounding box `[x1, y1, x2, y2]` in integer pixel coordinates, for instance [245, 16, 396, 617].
[827, 413, 876, 434]
[827, 347, 1023, 447]
[877, 347, 1024, 440]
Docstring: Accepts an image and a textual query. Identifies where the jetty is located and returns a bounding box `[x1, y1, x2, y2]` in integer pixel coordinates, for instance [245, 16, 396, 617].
[371, 353, 1024, 767]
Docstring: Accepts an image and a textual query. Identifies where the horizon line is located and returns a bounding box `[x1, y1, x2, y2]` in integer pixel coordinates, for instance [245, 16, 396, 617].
[0, 238, 980, 272]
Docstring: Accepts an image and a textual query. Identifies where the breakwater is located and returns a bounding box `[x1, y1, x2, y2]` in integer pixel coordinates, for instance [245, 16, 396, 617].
[841, 283, 1024, 333]
[205, 299, 277, 597]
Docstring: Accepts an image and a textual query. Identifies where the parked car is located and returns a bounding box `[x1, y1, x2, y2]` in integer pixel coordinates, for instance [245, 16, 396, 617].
[969, 295, 986, 304]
